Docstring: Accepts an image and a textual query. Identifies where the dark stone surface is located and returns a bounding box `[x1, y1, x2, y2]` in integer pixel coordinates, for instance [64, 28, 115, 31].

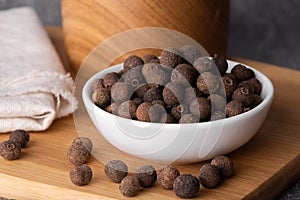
[0, 0, 299, 199]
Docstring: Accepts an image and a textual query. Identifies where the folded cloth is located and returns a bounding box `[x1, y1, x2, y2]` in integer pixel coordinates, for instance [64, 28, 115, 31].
[0, 7, 78, 133]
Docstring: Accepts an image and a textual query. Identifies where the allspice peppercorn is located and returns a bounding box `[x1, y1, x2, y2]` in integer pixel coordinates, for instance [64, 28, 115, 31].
[136, 165, 157, 188]
[221, 75, 237, 98]
[212, 54, 228, 75]
[9, 129, 30, 148]
[122, 66, 145, 88]
[0, 140, 21, 160]
[171, 64, 198, 86]
[247, 78, 262, 94]
[171, 104, 189, 121]
[123, 55, 144, 70]
[232, 87, 253, 107]
[117, 100, 137, 119]
[92, 88, 111, 108]
[103, 72, 120, 89]
[68, 141, 91, 165]
[196, 72, 219, 94]
[211, 156, 234, 178]
[183, 87, 203, 105]
[111, 82, 132, 102]
[173, 174, 200, 198]
[143, 87, 163, 102]
[92, 78, 104, 92]
[163, 82, 183, 106]
[72, 137, 93, 153]
[180, 44, 201, 64]
[226, 100, 244, 117]
[69, 164, 93, 186]
[160, 47, 182, 68]
[104, 102, 121, 114]
[179, 114, 199, 124]
[198, 164, 221, 188]
[208, 94, 227, 112]
[231, 64, 255, 82]
[119, 176, 141, 197]
[142, 63, 169, 86]
[189, 97, 211, 121]
[133, 84, 151, 99]
[157, 165, 180, 189]
[193, 57, 213, 74]
[104, 160, 128, 183]
[143, 54, 160, 64]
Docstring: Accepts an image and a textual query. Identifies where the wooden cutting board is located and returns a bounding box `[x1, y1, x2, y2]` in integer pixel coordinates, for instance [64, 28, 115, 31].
[0, 27, 299, 200]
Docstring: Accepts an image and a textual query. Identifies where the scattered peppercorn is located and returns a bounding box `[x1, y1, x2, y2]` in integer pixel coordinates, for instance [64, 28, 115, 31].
[136, 165, 157, 188]
[9, 129, 30, 148]
[104, 160, 128, 183]
[180, 44, 201, 64]
[0, 140, 21, 160]
[196, 72, 219, 94]
[198, 164, 221, 188]
[123, 55, 144, 70]
[160, 47, 182, 68]
[231, 64, 255, 82]
[111, 82, 132, 102]
[157, 165, 180, 189]
[103, 72, 119, 89]
[211, 156, 234, 178]
[92, 88, 111, 108]
[72, 137, 93, 153]
[68, 141, 91, 165]
[119, 176, 141, 197]
[173, 174, 200, 198]
[69, 164, 92, 186]
[226, 100, 244, 117]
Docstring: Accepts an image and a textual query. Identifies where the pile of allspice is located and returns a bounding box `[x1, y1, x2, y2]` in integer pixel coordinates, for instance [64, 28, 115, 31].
[92, 45, 262, 123]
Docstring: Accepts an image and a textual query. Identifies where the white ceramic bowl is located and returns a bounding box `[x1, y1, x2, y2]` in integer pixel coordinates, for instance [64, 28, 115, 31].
[82, 60, 274, 164]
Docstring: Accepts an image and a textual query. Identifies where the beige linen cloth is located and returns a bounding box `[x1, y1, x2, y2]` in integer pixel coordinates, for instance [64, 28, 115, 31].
[0, 7, 77, 133]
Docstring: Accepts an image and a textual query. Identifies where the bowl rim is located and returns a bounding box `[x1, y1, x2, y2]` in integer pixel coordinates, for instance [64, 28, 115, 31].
[82, 59, 274, 126]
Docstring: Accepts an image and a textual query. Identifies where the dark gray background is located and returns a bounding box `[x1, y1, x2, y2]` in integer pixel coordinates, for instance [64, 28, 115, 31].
[0, 0, 299, 199]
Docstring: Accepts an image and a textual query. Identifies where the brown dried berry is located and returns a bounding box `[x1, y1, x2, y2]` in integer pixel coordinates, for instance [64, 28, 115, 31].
[92, 88, 111, 108]
[173, 174, 200, 198]
[117, 100, 137, 119]
[160, 114, 177, 123]
[221, 75, 237, 98]
[103, 72, 119, 89]
[69, 164, 92, 186]
[163, 82, 183, 106]
[208, 94, 227, 112]
[196, 72, 219, 94]
[111, 82, 132, 102]
[210, 111, 226, 121]
[212, 54, 228, 75]
[142, 63, 169, 85]
[232, 87, 253, 107]
[104, 102, 121, 114]
[198, 164, 221, 188]
[171, 104, 189, 121]
[9, 129, 30, 148]
[231, 64, 255, 82]
[133, 84, 151, 98]
[119, 176, 141, 197]
[136, 102, 165, 122]
[247, 78, 262, 94]
[193, 57, 213, 73]
[132, 98, 144, 106]
[104, 160, 128, 183]
[143, 54, 160, 64]
[0, 140, 21, 160]
[92, 78, 104, 92]
[211, 156, 234, 178]
[136, 165, 157, 188]
[152, 99, 167, 108]
[123, 55, 144, 70]
[183, 87, 203, 105]
[226, 100, 244, 117]
[68, 142, 90, 165]
[252, 94, 262, 107]
[180, 44, 201, 64]
[189, 97, 211, 121]
[171, 64, 198, 86]
[160, 47, 182, 69]
[72, 137, 93, 153]
[157, 165, 180, 189]
[122, 66, 145, 88]
[179, 114, 199, 124]
[143, 87, 163, 102]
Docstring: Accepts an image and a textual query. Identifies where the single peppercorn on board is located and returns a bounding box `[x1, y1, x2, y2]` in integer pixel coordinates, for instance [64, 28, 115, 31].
[0, 27, 300, 200]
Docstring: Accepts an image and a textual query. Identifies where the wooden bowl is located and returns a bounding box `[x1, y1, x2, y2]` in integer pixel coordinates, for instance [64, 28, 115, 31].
[62, 0, 230, 72]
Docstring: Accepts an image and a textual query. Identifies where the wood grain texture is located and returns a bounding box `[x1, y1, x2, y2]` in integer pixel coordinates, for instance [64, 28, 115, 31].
[0, 28, 300, 200]
[61, 0, 229, 72]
